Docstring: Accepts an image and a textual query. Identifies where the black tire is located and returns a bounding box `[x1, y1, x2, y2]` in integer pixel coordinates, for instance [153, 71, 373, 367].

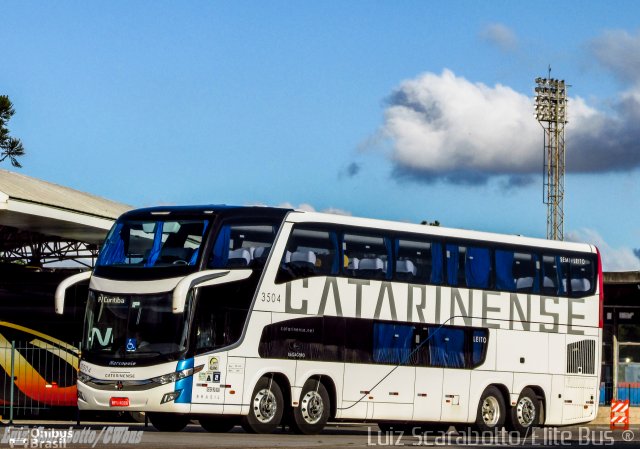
[129, 411, 146, 423]
[148, 412, 190, 432]
[199, 415, 239, 433]
[506, 388, 540, 436]
[290, 379, 331, 434]
[241, 376, 284, 434]
[474, 386, 506, 432]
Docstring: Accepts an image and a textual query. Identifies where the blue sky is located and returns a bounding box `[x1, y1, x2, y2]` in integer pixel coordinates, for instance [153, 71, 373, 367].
[2, 1, 640, 271]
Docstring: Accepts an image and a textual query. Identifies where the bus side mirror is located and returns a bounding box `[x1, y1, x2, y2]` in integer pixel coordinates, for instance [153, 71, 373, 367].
[55, 271, 92, 314]
[171, 269, 253, 313]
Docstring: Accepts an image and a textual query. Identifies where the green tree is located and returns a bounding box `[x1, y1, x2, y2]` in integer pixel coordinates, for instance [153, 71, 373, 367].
[0, 95, 25, 168]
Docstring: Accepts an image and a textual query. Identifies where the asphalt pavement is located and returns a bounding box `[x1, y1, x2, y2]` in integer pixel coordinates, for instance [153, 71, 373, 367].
[2, 421, 640, 448]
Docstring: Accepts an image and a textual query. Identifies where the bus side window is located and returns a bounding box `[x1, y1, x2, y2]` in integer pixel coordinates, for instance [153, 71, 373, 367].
[372, 322, 414, 365]
[495, 249, 516, 291]
[343, 233, 392, 280]
[569, 256, 595, 296]
[513, 252, 539, 293]
[465, 246, 492, 289]
[257, 316, 324, 360]
[413, 327, 431, 366]
[344, 319, 373, 363]
[275, 227, 339, 283]
[496, 250, 539, 293]
[395, 239, 443, 285]
[208, 223, 277, 269]
[471, 328, 488, 367]
[446, 244, 466, 287]
[428, 326, 465, 368]
[323, 316, 346, 362]
[542, 254, 569, 296]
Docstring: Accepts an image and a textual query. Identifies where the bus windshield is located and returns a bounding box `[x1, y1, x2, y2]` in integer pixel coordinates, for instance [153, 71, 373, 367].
[82, 290, 191, 361]
[96, 218, 210, 267]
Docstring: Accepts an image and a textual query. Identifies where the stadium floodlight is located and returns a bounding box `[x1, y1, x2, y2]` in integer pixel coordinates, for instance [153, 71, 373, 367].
[534, 74, 568, 241]
[535, 77, 567, 125]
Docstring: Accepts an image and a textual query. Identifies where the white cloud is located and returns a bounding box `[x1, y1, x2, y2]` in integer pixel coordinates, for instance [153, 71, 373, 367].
[566, 228, 640, 272]
[589, 29, 640, 85]
[380, 68, 640, 185]
[480, 23, 518, 52]
[385, 70, 539, 180]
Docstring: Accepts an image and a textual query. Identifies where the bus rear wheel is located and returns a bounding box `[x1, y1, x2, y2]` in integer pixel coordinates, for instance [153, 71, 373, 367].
[241, 376, 284, 434]
[148, 413, 190, 432]
[507, 388, 540, 435]
[291, 379, 330, 434]
[200, 415, 239, 433]
[474, 386, 506, 432]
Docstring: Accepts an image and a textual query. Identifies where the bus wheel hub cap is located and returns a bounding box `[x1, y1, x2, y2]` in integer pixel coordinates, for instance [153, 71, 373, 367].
[517, 397, 535, 426]
[301, 391, 323, 424]
[254, 389, 277, 423]
[482, 396, 500, 426]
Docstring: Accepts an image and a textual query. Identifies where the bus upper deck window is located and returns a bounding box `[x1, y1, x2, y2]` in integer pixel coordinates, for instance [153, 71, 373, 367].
[343, 233, 391, 280]
[209, 224, 277, 269]
[395, 239, 443, 285]
[276, 227, 338, 283]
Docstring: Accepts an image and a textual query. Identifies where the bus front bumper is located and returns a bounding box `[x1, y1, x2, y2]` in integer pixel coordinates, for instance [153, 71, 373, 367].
[77, 380, 191, 413]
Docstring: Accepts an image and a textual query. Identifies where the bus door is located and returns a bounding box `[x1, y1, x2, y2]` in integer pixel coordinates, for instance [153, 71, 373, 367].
[191, 353, 227, 410]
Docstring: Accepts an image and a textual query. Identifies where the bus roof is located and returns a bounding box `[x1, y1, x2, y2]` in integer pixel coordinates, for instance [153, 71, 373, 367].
[119, 204, 292, 219]
[115, 204, 594, 254]
[285, 210, 595, 254]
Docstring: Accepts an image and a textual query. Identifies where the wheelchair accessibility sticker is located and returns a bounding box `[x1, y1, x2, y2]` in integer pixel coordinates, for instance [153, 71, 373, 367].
[126, 338, 137, 352]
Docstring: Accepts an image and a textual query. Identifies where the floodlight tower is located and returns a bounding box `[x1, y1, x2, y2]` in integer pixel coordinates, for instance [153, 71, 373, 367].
[535, 74, 568, 241]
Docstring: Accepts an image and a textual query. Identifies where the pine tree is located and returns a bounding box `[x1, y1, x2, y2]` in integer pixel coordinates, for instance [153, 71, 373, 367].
[0, 95, 25, 168]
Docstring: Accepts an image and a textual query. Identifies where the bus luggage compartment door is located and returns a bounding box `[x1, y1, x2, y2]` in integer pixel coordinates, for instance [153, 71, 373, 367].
[413, 367, 444, 421]
[440, 370, 470, 423]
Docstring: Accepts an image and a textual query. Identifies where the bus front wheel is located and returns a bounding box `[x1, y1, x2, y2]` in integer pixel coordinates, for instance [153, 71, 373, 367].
[291, 379, 330, 434]
[148, 413, 190, 432]
[241, 376, 284, 434]
[507, 388, 540, 435]
[474, 386, 506, 432]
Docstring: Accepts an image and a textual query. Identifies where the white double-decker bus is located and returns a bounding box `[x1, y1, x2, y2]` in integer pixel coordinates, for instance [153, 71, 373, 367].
[55, 205, 602, 435]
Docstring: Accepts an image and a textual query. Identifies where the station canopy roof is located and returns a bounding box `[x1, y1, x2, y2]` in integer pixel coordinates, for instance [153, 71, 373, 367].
[0, 169, 131, 251]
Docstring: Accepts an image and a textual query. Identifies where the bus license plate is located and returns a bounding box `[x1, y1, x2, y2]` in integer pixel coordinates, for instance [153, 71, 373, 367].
[110, 397, 130, 407]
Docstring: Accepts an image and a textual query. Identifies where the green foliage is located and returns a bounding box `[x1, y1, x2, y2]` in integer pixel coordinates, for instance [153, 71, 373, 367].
[0, 95, 25, 168]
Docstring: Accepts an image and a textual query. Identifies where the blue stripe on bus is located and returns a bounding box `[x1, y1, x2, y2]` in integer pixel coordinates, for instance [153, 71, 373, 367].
[175, 358, 194, 404]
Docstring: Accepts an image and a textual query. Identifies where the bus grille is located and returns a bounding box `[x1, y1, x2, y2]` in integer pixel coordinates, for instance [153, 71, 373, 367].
[566, 339, 595, 375]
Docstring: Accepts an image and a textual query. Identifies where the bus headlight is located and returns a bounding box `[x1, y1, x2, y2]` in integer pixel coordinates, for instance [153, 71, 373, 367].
[151, 364, 204, 385]
[77, 371, 94, 384]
